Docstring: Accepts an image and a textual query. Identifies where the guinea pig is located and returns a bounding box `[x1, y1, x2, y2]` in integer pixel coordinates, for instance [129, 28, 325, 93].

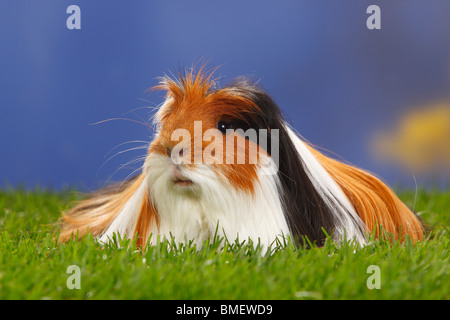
[58, 66, 424, 249]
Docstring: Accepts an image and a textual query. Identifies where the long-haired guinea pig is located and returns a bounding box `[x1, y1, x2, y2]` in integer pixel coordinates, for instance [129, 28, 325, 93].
[58, 66, 423, 249]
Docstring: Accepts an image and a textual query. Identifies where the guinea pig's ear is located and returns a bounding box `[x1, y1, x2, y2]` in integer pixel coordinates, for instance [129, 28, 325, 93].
[153, 96, 174, 127]
[150, 67, 217, 126]
[147, 77, 181, 126]
[153, 65, 218, 102]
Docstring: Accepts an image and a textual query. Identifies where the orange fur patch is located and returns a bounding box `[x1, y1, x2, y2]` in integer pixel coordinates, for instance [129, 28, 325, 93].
[58, 174, 145, 242]
[309, 145, 424, 242]
[151, 67, 264, 193]
[133, 191, 159, 248]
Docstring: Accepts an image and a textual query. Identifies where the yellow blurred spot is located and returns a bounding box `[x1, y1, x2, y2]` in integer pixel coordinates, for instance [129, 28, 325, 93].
[372, 102, 450, 173]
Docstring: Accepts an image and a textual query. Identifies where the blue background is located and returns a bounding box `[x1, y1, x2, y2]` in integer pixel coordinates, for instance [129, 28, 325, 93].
[1, 1, 449, 190]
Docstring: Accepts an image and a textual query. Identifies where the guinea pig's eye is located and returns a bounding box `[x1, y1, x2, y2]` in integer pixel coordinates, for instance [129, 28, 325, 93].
[216, 120, 233, 134]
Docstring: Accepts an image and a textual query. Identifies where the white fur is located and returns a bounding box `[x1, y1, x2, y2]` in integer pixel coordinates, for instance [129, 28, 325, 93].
[99, 178, 147, 243]
[97, 151, 290, 251]
[97, 124, 366, 250]
[143, 152, 290, 250]
[284, 123, 367, 244]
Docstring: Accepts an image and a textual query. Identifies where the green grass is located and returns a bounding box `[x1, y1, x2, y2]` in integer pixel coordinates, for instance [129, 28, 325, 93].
[0, 188, 448, 300]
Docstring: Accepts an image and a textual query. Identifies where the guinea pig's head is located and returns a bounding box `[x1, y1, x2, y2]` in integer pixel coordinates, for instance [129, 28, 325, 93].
[143, 69, 283, 199]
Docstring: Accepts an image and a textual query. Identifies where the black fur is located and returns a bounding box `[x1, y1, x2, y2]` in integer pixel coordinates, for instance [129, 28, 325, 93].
[223, 78, 336, 246]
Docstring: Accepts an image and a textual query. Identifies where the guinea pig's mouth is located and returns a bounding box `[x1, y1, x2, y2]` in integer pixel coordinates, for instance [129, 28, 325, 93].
[171, 164, 194, 187]
[173, 178, 193, 187]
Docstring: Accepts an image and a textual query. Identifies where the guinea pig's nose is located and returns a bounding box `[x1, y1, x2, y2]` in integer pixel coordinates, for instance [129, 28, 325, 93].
[166, 147, 184, 158]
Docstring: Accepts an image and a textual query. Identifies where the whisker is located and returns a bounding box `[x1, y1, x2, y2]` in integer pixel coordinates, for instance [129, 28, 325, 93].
[103, 155, 147, 187]
[90, 117, 156, 133]
[137, 96, 161, 106]
[119, 165, 147, 190]
[98, 145, 148, 175]
[125, 104, 160, 114]
[274, 168, 296, 184]
[104, 140, 150, 158]
[212, 163, 254, 183]
[122, 107, 155, 129]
